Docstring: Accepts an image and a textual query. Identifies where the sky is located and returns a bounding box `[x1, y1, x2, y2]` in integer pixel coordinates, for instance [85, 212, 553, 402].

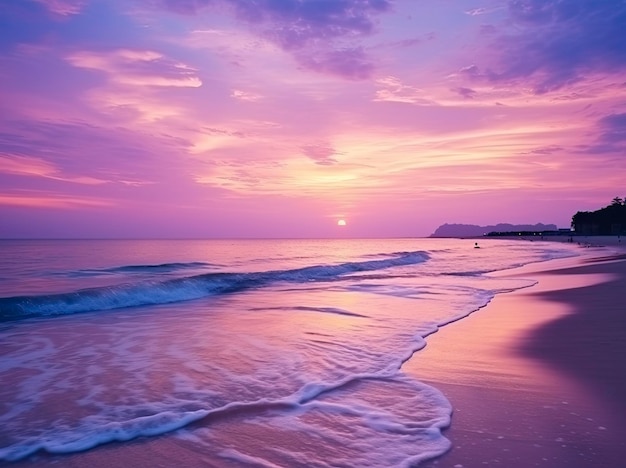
[1, 0, 625, 238]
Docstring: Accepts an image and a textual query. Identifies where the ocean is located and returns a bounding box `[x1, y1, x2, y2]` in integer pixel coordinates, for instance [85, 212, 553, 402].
[0, 238, 580, 466]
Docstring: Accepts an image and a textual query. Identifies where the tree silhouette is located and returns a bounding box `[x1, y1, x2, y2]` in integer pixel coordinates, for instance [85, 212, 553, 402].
[572, 198, 626, 234]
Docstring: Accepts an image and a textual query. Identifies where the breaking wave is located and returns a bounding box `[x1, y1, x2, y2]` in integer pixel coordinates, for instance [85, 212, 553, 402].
[0, 251, 429, 321]
[69, 261, 215, 277]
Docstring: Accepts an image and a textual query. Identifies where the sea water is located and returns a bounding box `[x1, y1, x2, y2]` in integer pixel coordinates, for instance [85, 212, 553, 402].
[0, 238, 580, 465]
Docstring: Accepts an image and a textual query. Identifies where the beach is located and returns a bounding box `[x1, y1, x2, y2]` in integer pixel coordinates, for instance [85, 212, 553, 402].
[410, 245, 626, 467]
[2, 238, 625, 467]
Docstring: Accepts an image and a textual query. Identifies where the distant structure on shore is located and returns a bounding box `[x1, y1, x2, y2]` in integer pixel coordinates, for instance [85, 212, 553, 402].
[430, 223, 557, 238]
[572, 197, 626, 235]
[431, 197, 626, 239]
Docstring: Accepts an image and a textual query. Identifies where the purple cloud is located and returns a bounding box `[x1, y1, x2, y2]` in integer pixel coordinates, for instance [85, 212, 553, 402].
[453, 87, 477, 99]
[523, 145, 563, 155]
[248, 0, 390, 49]
[578, 112, 626, 154]
[159, 0, 212, 15]
[297, 47, 374, 80]
[66, 49, 202, 87]
[152, 0, 391, 79]
[0, 118, 192, 184]
[472, 0, 626, 93]
[156, 0, 391, 45]
[33, 0, 87, 16]
[382, 38, 422, 49]
[466, 8, 487, 16]
[597, 112, 626, 144]
[301, 143, 339, 165]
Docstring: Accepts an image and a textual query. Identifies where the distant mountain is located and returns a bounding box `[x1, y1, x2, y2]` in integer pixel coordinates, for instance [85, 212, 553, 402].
[430, 223, 558, 238]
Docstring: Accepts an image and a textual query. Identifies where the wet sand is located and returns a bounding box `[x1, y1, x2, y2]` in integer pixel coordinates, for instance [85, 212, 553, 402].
[408, 252, 626, 467]
[6, 247, 626, 467]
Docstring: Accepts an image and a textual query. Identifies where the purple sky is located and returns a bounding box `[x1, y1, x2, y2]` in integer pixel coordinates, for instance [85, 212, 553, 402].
[1, 0, 625, 238]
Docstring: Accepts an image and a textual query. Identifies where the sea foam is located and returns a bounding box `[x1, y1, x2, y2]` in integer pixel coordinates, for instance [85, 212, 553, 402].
[0, 251, 429, 320]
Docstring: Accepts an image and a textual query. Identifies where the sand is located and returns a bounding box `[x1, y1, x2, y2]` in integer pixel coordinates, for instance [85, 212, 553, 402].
[486, 234, 625, 249]
[7, 243, 626, 467]
[407, 249, 626, 467]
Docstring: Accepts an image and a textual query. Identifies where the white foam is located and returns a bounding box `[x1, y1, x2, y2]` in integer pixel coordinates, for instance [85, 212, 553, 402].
[0, 239, 584, 465]
[218, 449, 283, 468]
[0, 410, 209, 461]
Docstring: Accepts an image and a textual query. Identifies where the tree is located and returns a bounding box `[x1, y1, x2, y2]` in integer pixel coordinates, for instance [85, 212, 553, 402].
[571, 199, 626, 234]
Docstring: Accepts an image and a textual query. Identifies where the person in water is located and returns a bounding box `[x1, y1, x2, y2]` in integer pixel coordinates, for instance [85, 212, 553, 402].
[474, 242, 480, 249]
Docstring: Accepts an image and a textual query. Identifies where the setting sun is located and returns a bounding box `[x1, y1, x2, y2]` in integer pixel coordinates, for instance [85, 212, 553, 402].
[337, 219, 347, 226]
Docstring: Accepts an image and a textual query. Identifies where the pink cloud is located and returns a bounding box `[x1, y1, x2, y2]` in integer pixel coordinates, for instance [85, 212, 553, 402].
[0, 190, 113, 209]
[296, 47, 375, 80]
[0, 0, 624, 238]
[301, 143, 340, 166]
[66, 49, 202, 88]
[0, 153, 107, 185]
[34, 0, 87, 16]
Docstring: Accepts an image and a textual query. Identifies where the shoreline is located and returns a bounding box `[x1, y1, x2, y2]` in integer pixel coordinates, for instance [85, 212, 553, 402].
[4, 242, 625, 467]
[475, 234, 625, 249]
[406, 249, 626, 466]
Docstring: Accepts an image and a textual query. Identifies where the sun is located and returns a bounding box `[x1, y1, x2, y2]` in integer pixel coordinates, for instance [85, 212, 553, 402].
[337, 219, 347, 226]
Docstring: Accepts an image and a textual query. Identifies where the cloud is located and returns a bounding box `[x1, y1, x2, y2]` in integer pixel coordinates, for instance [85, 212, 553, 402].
[599, 112, 626, 142]
[150, 0, 392, 79]
[157, 0, 392, 43]
[33, 0, 87, 16]
[587, 112, 626, 153]
[374, 76, 436, 105]
[301, 143, 339, 165]
[0, 118, 192, 185]
[245, 0, 391, 50]
[297, 47, 374, 80]
[0, 153, 107, 184]
[477, 0, 626, 93]
[466, 8, 487, 16]
[522, 145, 564, 155]
[0, 190, 113, 209]
[375, 38, 422, 50]
[231, 89, 262, 101]
[453, 87, 477, 99]
[66, 49, 202, 88]
[159, 0, 212, 15]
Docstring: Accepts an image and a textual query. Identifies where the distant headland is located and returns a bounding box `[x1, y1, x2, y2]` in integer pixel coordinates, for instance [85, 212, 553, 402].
[430, 223, 557, 238]
[430, 197, 626, 238]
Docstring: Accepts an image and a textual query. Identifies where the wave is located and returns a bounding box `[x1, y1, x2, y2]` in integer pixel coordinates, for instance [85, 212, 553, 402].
[251, 305, 370, 318]
[0, 251, 429, 321]
[61, 261, 215, 277]
[0, 370, 449, 462]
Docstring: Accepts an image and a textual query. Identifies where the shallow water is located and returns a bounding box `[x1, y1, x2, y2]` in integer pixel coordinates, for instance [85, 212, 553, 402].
[0, 238, 579, 465]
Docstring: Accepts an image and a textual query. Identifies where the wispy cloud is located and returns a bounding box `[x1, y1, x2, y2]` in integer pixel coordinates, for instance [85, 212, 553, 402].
[0, 118, 192, 188]
[0, 153, 107, 185]
[297, 47, 375, 80]
[1, 0, 624, 236]
[151, 0, 393, 79]
[470, 0, 626, 93]
[301, 143, 340, 166]
[374, 76, 437, 105]
[231, 89, 262, 101]
[453, 87, 478, 99]
[0, 190, 113, 209]
[66, 49, 202, 88]
[584, 112, 626, 153]
[34, 0, 87, 16]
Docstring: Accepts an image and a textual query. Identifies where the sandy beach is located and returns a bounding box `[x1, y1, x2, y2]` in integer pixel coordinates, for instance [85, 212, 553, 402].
[486, 234, 625, 249]
[4, 240, 626, 467]
[409, 246, 626, 467]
